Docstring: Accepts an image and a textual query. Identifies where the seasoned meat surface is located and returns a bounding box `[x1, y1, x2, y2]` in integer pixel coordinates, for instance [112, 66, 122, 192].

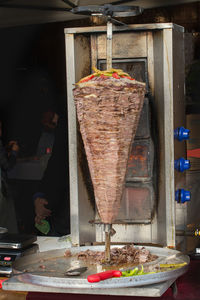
[73, 76, 145, 224]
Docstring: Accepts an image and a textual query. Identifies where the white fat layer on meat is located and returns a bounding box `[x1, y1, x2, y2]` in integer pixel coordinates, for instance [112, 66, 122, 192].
[84, 94, 97, 98]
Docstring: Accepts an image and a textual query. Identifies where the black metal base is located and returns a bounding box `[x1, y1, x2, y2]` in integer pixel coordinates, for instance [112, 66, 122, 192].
[0, 233, 37, 249]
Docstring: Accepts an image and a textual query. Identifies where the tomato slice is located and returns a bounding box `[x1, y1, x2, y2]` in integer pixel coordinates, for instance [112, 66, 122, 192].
[121, 75, 135, 80]
[80, 74, 95, 83]
[112, 72, 120, 79]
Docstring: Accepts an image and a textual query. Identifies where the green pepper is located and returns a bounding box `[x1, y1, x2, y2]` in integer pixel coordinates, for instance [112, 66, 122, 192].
[160, 262, 187, 268]
[121, 265, 152, 277]
[137, 265, 144, 275]
[122, 267, 139, 277]
[105, 73, 113, 76]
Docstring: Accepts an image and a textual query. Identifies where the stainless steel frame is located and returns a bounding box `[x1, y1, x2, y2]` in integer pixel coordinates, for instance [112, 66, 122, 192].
[64, 23, 186, 248]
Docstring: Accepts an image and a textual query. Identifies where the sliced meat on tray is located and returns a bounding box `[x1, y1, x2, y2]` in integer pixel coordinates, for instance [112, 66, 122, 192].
[75, 244, 157, 265]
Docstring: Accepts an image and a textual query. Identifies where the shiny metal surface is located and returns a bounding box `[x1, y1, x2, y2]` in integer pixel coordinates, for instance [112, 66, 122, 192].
[106, 20, 112, 69]
[104, 224, 112, 262]
[0, 227, 8, 238]
[65, 266, 88, 276]
[0, 234, 37, 249]
[13, 245, 189, 289]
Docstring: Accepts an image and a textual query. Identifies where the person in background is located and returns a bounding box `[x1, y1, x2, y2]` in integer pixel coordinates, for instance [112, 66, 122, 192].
[33, 113, 70, 236]
[36, 110, 59, 157]
[36, 110, 59, 175]
[0, 119, 19, 233]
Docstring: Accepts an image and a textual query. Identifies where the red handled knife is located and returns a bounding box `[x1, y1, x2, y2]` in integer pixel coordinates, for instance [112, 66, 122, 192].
[87, 270, 122, 283]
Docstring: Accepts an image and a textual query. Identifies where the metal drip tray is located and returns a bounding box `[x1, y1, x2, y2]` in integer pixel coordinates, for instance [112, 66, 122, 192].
[12, 245, 189, 289]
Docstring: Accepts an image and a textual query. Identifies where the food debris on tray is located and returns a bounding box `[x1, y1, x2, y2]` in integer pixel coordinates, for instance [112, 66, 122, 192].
[64, 244, 157, 266]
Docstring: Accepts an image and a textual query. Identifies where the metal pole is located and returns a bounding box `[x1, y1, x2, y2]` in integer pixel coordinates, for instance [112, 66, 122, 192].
[106, 19, 112, 70]
[104, 17, 113, 263]
[104, 224, 112, 262]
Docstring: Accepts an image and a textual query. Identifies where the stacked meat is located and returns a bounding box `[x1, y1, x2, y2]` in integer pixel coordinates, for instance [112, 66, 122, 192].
[73, 70, 145, 224]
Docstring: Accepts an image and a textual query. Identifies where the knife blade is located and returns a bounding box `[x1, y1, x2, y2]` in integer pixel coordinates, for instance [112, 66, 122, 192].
[65, 266, 88, 276]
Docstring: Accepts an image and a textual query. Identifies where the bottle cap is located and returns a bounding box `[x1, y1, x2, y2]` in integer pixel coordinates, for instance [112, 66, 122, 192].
[175, 189, 191, 203]
[174, 158, 190, 172]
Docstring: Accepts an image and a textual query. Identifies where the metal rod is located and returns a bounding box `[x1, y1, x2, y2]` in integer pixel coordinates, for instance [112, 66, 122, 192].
[104, 20, 112, 262]
[105, 232, 111, 262]
[176, 230, 198, 237]
[104, 224, 112, 262]
[62, 0, 77, 8]
[106, 19, 112, 70]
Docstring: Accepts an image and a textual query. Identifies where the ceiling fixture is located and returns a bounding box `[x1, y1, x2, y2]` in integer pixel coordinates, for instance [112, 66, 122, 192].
[0, 0, 143, 21]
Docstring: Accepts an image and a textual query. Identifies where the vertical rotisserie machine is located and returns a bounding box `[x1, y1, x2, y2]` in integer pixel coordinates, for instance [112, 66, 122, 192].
[65, 23, 187, 250]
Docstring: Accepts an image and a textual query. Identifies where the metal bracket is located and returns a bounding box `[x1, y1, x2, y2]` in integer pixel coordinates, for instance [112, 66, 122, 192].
[171, 281, 178, 297]
[70, 4, 143, 18]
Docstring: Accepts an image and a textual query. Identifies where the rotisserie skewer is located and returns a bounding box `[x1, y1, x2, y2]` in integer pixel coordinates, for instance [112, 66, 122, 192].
[104, 224, 112, 262]
[104, 19, 112, 262]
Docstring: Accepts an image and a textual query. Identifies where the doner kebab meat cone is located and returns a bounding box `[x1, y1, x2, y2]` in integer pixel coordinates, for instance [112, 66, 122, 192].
[73, 69, 146, 224]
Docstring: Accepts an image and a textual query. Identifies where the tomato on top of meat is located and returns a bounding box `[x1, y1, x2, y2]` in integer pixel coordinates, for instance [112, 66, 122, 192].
[77, 68, 135, 84]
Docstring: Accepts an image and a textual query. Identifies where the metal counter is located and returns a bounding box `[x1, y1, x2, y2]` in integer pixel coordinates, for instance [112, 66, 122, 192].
[3, 276, 175, 297]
